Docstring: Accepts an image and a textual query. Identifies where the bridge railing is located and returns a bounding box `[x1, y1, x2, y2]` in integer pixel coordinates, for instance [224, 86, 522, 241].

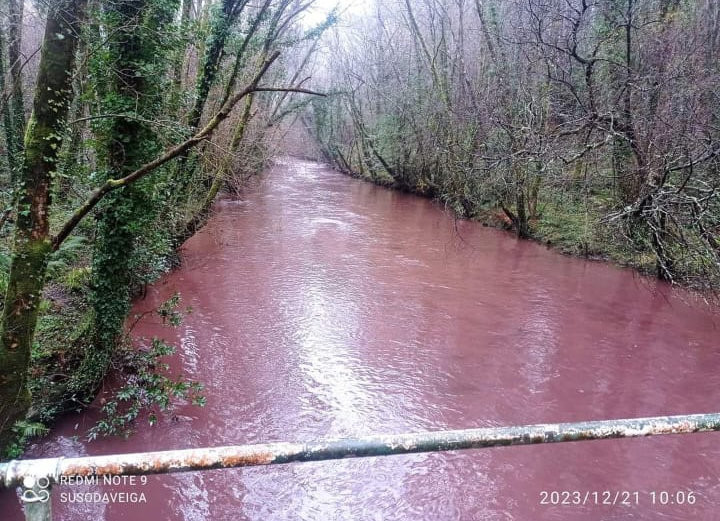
[3, 412, 720, 521]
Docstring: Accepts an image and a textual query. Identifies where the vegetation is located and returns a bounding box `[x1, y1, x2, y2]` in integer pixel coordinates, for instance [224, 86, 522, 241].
[1, 0, 718, 459]
[0, 0, 330, 455]
[309, 0, 720, 289]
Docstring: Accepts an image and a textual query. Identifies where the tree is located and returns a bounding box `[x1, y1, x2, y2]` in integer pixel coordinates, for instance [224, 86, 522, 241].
[5, 0, 25, 179]
[311, 0, 720, 287]
[0, 0, 88, 452]
[84, 0, 181, 398]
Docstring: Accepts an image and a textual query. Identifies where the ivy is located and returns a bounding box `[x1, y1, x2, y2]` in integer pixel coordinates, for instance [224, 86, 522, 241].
[87, 0, 181, 387]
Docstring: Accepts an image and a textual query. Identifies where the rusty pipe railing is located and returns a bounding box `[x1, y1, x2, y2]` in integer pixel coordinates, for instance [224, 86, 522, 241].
[3, 412, 720, 520]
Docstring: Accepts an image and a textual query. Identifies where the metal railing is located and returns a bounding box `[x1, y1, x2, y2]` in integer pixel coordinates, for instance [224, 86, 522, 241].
[3, 412, 720, 521]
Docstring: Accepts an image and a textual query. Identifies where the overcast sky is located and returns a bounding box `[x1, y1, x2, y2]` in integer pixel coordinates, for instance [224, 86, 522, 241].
[301, 0, 370, 27]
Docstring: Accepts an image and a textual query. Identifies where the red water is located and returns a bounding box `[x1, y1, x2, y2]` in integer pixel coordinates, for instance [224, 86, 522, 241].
[3, 158, 720, 520]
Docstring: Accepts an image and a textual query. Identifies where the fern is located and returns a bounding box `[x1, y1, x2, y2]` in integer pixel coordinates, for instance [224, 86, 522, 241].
[46, 235, 86, 279]
[13, 420, 50, 438]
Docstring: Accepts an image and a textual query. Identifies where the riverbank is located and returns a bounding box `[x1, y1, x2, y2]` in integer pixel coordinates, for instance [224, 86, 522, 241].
[1, 167, 265, 457]
[330, 162, 716, 298]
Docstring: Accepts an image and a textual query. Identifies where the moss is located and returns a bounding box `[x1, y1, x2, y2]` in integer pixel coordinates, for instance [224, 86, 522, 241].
[29, 285, 94, 422]
[533, 199, 599, 256]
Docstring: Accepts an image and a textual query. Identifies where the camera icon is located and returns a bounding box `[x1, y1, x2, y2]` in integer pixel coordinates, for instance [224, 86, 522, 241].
[21, 476, 51, 503]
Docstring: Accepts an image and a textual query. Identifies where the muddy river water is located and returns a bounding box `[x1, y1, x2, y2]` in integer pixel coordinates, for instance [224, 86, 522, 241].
[3, 158, 720, 520]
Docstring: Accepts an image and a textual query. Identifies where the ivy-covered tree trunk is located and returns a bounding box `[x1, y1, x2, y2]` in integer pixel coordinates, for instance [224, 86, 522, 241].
[85, 0, 177, 392]
[186, 0, 245, 130]
[57, 37, 89, 193]
[175, 0, 244, 174]
[0, 23, 15, 183]
[168, 0, 193, 114]
[172, 0, 245, 206]
[0, 0, 86, 454]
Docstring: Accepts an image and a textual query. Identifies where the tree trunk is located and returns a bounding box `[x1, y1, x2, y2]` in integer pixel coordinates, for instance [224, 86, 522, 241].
[172, 0, 244, 201]
[186, 0, 243, 130]
[0, 0, 86, 454]
[0, 23, 15, 184]
[6, 0, 25, 180]
[168, 0, 193, 113]
[87, 0, 177, 391]
[57, 38, 89, 195]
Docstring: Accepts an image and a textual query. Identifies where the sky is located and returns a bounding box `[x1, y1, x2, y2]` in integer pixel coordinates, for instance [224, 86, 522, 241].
[301, 0, 370, 28]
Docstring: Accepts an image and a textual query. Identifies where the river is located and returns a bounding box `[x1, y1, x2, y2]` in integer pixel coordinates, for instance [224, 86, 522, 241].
[3, 158, 720, 520]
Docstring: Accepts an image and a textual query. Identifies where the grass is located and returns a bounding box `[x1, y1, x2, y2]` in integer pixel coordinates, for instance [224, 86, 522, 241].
[530, 192, 661, 276]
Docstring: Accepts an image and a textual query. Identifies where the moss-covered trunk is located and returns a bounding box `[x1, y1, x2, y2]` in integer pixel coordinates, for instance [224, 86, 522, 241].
[186, 0, 243, 131]
[0, 0, 86, 454]
[86, 0, 177, 389]
[172, 0, 246, 201]
[168, 0, 193, 114]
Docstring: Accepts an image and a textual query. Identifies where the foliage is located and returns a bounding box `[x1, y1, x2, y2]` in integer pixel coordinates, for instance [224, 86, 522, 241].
[87, 293, 203, 440]
[63, 266, 92, 292]
[5, 421, 50, 459]
[47, 236, 86, 279]
[0, 0, 325, 455]
[0, 249, 10, 297]
[87, 338, 205, 440]
[311, 0, 720, 292]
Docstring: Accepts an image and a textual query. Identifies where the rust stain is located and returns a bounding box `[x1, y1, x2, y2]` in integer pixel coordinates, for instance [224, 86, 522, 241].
[60, 448, 278, 479]
[4, 413, 720, 490]
[219, 451, 275, 467]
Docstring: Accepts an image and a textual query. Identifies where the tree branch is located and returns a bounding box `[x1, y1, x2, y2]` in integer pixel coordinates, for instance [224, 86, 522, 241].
[52, 50, 291, 250]
[250, 87, 326, 96]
